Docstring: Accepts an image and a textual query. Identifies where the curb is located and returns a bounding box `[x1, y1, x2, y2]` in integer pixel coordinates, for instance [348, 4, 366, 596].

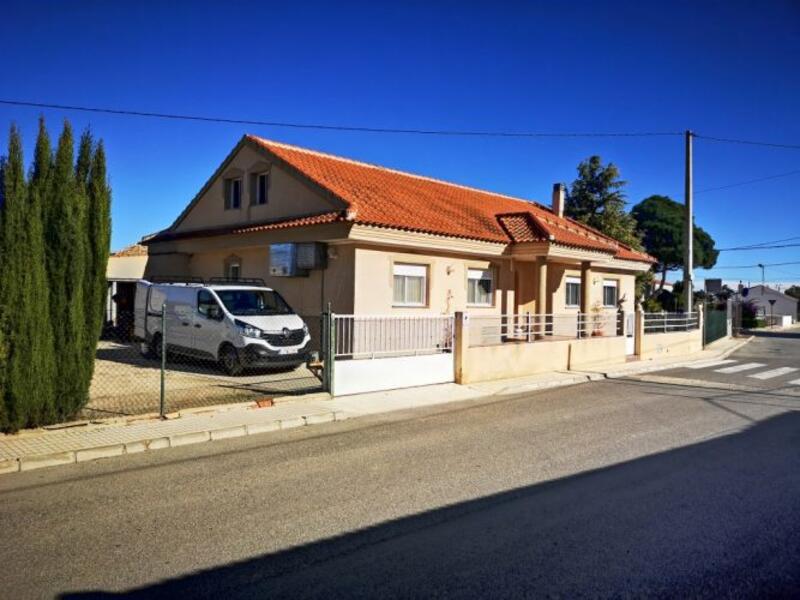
[1, 409, 347, 475]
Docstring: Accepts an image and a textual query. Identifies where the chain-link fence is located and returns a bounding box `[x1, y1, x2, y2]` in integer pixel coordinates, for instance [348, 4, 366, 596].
[82, 311, 324, 419]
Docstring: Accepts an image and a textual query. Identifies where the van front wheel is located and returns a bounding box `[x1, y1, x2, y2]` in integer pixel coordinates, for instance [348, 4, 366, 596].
[219, 344, 244, 376]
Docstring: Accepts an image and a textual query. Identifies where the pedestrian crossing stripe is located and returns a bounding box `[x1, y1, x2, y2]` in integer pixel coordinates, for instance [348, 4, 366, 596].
[687, 359, 736, 370]
[749, 367, 800, 380]
[790, 379, 800, 386]
[715, 362, 766, 374]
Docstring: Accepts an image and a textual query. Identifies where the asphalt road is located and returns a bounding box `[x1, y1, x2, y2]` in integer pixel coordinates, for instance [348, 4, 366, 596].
[1, 334, 799, 599]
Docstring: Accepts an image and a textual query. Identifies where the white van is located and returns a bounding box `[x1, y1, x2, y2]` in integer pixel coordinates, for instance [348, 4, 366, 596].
[134, 280, 311, 375]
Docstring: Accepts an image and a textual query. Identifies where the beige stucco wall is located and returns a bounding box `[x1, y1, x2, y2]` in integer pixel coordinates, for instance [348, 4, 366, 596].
[106, 255, 148, 281]
[457, 336, 626, 384]
[640, 329, 703, 360]
[569, 336, 627, 370]
[174, 145, 346, 233]
[353, 245, 515, 315]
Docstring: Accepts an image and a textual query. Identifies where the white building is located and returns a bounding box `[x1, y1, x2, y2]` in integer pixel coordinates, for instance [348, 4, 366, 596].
[746, 285, 798, 324]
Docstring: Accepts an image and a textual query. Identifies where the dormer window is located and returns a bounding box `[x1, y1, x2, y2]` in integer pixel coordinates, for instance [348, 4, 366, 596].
[254, 172, 269, 206]
[224, 178, 242, 210]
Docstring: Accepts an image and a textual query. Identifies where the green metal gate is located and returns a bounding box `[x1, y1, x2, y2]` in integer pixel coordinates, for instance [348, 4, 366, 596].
[704, 304, 728, 346]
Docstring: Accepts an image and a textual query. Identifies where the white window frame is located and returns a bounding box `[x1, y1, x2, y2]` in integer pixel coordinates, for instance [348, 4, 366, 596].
[467, 267, 494, 307]
[565, 276, 581, 308]
[392, 263, 428, 307]
[603, 279, 619, 308]
[255, 172, 269, 205]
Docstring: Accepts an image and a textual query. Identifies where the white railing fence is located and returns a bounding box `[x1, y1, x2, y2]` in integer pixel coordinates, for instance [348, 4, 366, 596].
[468, 312, 622, 347]
[333, 314, 455, 359]
[643, 312, 699, 334]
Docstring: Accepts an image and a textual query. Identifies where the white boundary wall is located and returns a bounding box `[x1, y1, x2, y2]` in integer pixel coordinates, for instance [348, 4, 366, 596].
[332, 353, 454, 396]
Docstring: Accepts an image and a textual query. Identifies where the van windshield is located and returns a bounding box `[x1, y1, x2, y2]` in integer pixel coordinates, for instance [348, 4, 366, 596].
[215, 289, 294, 316]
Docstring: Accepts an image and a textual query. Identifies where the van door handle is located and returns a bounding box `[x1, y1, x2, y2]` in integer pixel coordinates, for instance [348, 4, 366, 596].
[181, 322, 190, 326]
[194, 324, 202, 328]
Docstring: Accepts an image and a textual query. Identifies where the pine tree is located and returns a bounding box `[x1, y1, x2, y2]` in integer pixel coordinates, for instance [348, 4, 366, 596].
[44, 122, 87, 418]
[83, 138, 111, 398]
[0, 125, 56, 430]
[564, 156, 642, 250]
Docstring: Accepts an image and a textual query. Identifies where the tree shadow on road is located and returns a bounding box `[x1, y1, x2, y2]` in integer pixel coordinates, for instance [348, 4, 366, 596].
[60, 412, 800, 599]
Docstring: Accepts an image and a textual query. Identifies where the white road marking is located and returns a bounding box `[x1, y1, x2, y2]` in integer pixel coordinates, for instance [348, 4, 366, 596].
[749, 367, 800, 380]
[715, 362, 766, 374]
[686, 359, 737, 370]
[789, 379, 800, 386]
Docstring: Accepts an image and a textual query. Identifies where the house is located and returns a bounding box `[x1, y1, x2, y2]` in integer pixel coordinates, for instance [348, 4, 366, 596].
[142, 135, 655, 322]
[746, 285, 798, 324]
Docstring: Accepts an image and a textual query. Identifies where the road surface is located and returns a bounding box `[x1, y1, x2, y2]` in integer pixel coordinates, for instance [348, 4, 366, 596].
[1, 330, 799, 598]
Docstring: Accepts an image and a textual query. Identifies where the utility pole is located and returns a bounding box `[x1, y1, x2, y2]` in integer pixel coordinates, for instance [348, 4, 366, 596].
[684, 130, 694, 313]
[758, 263, 765, 292]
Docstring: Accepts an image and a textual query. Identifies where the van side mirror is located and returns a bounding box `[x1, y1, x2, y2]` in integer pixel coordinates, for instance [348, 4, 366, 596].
[207, 305, 223, 320]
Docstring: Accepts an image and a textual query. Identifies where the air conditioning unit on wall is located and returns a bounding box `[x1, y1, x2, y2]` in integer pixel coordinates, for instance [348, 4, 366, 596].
[269, 242, 327, 276]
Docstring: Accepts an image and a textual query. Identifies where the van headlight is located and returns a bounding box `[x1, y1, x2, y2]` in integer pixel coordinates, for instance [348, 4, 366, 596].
[234, 319, 263, 339]
[303, 324, 309, 336]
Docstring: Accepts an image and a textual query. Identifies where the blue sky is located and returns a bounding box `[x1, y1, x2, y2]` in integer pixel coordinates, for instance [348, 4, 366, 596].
[1, 0, 799, 287]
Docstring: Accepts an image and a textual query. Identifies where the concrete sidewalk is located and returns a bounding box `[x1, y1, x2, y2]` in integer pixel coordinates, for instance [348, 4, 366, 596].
[0, 335, 751, 475]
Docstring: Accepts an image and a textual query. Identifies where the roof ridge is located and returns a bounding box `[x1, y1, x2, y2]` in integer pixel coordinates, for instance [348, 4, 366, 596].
[247, 134, 555, 214]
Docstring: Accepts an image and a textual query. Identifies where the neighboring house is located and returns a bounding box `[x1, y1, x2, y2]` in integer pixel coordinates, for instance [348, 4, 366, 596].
[106, 243, 148, 336]
[142, 135, 655, 319]
[746, 285, 799, 323]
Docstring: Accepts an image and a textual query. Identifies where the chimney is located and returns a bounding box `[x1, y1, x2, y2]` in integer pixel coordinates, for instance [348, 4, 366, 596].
[552, 183, 565, 218]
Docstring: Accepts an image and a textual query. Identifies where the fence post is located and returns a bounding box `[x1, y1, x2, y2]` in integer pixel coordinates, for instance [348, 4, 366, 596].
[698, 303, 705, 341]
[453, 312, 468, 384]
[326, 310, 336, 396]
[159, 303, 166, 419]
[635, 308, 644, 357]
[526, 311, 532, 343]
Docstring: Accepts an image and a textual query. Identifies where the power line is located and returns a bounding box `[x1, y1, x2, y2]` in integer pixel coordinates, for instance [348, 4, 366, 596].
[717, 236, 800, 251]
[710, 260, 800, 270]
[695, 168, 800, 194]
[695, 134, 800, 151]
[718, 243, 800, 252]
[0, 99, 683, 138]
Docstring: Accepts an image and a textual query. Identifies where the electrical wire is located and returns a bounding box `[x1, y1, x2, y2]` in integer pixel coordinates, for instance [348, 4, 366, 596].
[695, 169, 800, 194]
[717, 236, 800, 251]
[710, 260, 800, 270]
[695, 134, 800, 151]
[0, 99, 683, 138]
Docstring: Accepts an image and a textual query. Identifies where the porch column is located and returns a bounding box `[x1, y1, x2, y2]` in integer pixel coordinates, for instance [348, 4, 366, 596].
[580, 261, 592, 337]
[536, 257, 548, 338]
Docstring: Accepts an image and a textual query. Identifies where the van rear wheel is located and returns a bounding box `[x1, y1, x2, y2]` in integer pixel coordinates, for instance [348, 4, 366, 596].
[219, 344, 244, 376]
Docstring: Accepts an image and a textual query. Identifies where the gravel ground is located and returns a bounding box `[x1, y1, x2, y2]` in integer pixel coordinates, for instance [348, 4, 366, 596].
[85, 340, 322, 417]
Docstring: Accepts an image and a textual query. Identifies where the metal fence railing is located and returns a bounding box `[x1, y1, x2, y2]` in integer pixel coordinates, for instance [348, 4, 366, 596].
[333, 314, 454, 359]
[468, 312, 622, 347]
[84, 310, 325, 420]
[643, 312, 699, 334]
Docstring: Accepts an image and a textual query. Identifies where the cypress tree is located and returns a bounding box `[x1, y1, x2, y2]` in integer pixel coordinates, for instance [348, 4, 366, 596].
[27, 119, 58, 423]
[75, 129, 95, 397]
[0, 157, 8, 430]
[82, 137, 111, 399]
[44, 122, 87, 418]
[0, 125, 54, 430]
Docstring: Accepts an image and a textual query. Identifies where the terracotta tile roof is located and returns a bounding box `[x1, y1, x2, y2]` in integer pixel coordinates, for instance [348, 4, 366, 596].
[249, 136, 654, 263]
[112, 243, 148, 257]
